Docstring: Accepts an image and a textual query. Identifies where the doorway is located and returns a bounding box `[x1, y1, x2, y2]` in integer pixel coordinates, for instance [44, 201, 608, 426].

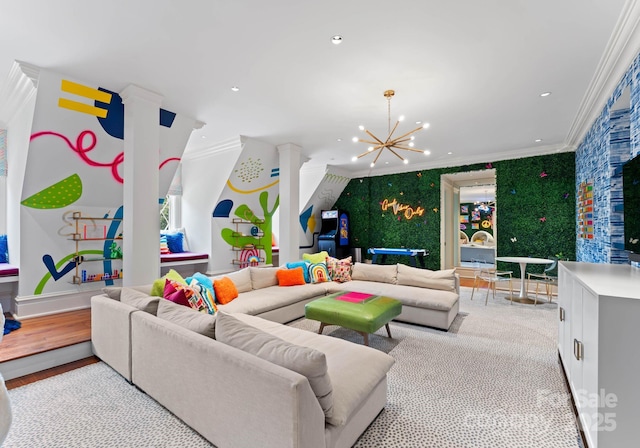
[440, 170, 496, 270]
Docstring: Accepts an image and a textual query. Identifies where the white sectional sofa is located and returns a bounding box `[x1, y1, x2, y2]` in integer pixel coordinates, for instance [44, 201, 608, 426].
[91, 262, 459, 448]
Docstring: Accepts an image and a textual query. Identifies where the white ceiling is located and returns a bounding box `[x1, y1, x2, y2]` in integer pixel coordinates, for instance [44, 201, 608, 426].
[0, 0, 634, 177]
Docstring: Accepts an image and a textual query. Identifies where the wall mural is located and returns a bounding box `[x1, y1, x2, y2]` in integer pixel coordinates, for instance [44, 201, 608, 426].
[210, 140, 280, 273]
[20, 70, 195, 296]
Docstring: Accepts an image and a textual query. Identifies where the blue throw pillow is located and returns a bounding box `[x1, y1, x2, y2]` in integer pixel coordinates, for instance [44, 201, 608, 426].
[0, 234, 8, 263]
[186, 272, 216, 303]
[286, 261, 311, 283]
[165, 232, 185, 253]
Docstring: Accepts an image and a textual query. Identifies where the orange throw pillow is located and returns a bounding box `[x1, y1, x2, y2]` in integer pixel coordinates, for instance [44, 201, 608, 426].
[214, 276, 239, 304]
[277, 267, 306, 286]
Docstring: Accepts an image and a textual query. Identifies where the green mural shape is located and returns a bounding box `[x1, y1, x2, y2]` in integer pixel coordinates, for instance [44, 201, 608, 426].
[21, 173, 83, 209]
[221, 191, 279, 265]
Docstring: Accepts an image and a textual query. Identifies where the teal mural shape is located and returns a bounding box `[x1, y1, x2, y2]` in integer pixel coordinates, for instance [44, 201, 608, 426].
[221, 191, 279, 265]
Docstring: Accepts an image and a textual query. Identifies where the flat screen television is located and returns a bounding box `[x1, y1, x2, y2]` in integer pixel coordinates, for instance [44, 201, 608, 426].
[623, 153, 640, 262]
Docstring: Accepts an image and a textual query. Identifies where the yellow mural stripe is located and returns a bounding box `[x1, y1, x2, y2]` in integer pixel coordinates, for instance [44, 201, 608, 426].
[61, 79, 112, 103]
[226, 178, 280, 194]
[58, 98, 108, 118]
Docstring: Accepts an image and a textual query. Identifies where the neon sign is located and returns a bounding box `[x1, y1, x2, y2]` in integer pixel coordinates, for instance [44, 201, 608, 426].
[381, 198, 425, 220]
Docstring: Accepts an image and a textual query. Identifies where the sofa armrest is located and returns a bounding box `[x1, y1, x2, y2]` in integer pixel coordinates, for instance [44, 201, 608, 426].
[131, 312, 326, 448]
[455, 273, 461, 295]
[91, 294, 138, 382]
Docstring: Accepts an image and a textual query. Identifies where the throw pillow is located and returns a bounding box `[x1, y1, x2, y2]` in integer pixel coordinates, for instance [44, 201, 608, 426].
[325, 256, 352, 283]
[185, 272, 216, 303]
[161, 228, 190, 252]
[308, 262, 331, 283]
[250, 266, 279, 289]
[165, 232, 185, 253]
[160, 235, 171, 254]
[214, 276, 239, 305]
[285, 261, 311, 283]
[120, 287, 161, 315]
[0, 235, 8, 263]
[163, 279, 190, 307]
[188, 278, 218, 314]
[156, 299, 217, 339]
[302, 251, 329, 264]
[151, 269, 186, 297]
[215, 312, 333, 418]
[396, 264, 456, 291]
[276, 267, 306, 286]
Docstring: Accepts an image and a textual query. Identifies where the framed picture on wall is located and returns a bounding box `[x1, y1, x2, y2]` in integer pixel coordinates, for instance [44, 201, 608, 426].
[460, 215, 469, 223]
[460, 205, 468, 214]
[471, 210, 481, 221]
[472, 223, 479, 229]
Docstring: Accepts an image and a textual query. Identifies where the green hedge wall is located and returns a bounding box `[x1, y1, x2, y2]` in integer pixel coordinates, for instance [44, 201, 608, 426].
[334, 153, 576, 275]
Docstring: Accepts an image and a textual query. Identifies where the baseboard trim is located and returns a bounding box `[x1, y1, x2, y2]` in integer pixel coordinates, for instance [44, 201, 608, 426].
[13, 290, 96, 319]
[0, 341, 93, 381]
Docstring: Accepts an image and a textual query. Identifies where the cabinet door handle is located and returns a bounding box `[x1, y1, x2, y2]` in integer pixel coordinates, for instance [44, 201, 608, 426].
[574, 338, 583, 361]
[559, 307, 565, 322]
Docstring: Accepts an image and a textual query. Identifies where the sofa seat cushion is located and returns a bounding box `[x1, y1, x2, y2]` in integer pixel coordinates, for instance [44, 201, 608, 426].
[217, 283, 328, 315]
[341, 280, 458, 312]
[231, 313, 395, 427]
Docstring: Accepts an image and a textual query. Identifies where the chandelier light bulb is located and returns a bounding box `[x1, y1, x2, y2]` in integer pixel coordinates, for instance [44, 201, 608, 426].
[398, 115, 405, 122]
[351, 156, 357, 162]
[358, 125, 365, 131]
[408, 142, 414, 147]
[370, 162, 375, 168]
[423, 150, 431, 156]
[410, 136, 415, 140]
[403, 159, 409, 164]
[352, 137, 359, 142]
[367, 146, 374, 152]
[422, 123, 430, 129]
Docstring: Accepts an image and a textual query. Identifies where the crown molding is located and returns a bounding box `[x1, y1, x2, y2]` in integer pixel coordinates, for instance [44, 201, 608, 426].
[0, 61, 39, 127]
[181, 135, 243, 161]
[120, 84, 164, 105]
[349, 143, 572, 178]
[566, 0, 640, 146]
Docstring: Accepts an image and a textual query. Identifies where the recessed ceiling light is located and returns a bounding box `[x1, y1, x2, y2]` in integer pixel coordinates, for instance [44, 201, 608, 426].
[337, 138, 342, 142]
[540, 92, 551, 97]
[201, 135, 206, 139]
[415, 121, 422, 125]
[331, 35, 343, 45]
[448, 151, 453, 155]
[535, 139, 543, 142]
[231, 86, 239, 92]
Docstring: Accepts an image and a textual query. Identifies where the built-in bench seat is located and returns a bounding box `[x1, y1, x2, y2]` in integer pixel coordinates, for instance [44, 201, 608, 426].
[0, 263, 19, 284]
[160, 252, 209, 267]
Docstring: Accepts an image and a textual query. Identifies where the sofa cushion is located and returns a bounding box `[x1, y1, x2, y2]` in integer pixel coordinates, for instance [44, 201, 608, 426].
[187, 278, 218, 314]
[344, 280, 458, 311]
[223, 268, 252, 293]
[308, 263, 331, 283]
[276, 267, 306, 286]
[351, 262, 397, 284]
[185, 272, 215, 301]
[215, 312, 333, 418]
[285, 261, 311, 283]
[156, 299, 216, 338]
[214, 277, 239, 305]
[217, 283, 329, 316]
[120, 287, 161, 315]
[231, 313, 395, 427]
[396, 264, 456, 292]
[326, 256, 352, 283]
[250, 266, 279, 289]
[302, 251, 329, 264]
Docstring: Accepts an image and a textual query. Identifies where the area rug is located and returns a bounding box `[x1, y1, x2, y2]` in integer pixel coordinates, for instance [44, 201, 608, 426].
[4, 287, 582, 448]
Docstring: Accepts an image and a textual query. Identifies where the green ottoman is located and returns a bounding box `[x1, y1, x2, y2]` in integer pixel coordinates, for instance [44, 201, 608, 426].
[305, 292, 402, 346]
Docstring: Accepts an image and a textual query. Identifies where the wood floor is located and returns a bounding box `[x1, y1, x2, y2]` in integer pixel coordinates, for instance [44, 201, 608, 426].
[1, 308, 97, 389]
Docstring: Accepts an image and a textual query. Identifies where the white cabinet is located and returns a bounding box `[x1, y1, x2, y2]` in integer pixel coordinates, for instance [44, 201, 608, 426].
[558, 262, 640, 448]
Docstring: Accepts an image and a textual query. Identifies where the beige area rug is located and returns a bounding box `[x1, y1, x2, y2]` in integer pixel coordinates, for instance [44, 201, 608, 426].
[4, 286, 582, 447]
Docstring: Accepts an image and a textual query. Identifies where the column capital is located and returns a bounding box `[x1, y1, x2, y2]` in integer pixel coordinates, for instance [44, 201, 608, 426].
[120, 84, 163, 105]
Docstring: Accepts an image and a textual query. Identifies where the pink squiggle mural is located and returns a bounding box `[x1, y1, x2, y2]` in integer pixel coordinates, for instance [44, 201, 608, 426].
[30, 130, 180, 183]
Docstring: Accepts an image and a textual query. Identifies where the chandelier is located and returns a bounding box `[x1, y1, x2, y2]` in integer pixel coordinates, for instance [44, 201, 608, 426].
[352, 90, 430, 168]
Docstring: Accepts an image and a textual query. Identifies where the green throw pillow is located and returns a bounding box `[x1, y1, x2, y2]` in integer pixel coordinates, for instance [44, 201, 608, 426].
[302, 251, 329, 264]
[151, 269, 186, 296]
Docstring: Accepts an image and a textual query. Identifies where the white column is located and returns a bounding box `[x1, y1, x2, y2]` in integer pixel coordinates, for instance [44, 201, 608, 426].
[277, 143, 302, 265]
[120, 85, 163, 286]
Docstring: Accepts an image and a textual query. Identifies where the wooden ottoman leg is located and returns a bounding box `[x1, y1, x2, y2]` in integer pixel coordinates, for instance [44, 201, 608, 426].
[359, 331, 369, 346]
[385, 323, 392, 338]
[318, 322, 326, 335]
